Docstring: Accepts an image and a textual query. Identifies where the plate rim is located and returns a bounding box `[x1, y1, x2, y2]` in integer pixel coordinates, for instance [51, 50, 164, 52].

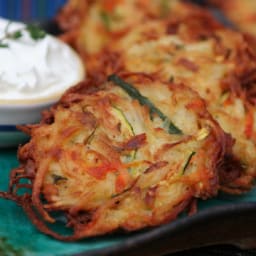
[73, 202, 256, 256]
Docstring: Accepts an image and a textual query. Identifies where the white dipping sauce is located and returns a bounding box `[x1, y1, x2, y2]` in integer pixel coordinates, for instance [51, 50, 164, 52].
[0, 18, 85, 102]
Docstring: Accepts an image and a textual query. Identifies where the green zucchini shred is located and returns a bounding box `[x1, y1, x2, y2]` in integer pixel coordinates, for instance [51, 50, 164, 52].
[181, 151, 196, 175]
[108, 74, 183, 135]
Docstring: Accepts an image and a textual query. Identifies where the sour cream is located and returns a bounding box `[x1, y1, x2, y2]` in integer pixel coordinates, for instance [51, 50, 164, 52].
[0, 18, 85, 103]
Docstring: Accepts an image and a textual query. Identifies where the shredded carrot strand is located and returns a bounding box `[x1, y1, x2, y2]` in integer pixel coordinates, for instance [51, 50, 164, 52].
[102, 0, 123, 12]
[245, 108, 254, 139]
[115, 170, 129, 193]
[86, 162, 121, 179]
[186, 99, 204, 110]
[124, 160, 147, 168]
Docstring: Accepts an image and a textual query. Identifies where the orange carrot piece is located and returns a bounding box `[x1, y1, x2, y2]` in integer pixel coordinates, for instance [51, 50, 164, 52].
[245, 108, 254, 139]
[102, 0, 123, 12]
[115, 170, 129, 193]
[186, 99, 205, 111]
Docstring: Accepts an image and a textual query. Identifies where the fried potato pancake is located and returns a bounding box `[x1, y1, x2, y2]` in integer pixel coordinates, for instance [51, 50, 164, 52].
[88, 17, 256, 193]
[9, 74, 229, 240]
[57, 0, 221, 57]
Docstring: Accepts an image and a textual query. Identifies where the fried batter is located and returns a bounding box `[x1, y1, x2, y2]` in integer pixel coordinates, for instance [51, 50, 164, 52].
[86, 16, 256, 192]
[57, 0, 221, 61]
[210, 0, 256, 36]
[8, 74, 229, 240]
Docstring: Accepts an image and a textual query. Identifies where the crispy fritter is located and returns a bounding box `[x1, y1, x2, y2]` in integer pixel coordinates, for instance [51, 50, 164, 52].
[8, 74, 229, 240]
[56, 0, 256, 193]
[57, 0, 221, 57]
[87, 16, 256, 193]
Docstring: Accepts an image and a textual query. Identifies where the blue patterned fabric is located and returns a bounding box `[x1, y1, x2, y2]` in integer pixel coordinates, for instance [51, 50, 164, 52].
[0, 0, 67, 21]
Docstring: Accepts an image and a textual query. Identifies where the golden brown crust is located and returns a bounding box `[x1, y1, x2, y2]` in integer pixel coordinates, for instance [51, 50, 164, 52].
[7, 74, 229, 240]
[210, 0, 256, 37]
[56, 0, 221, 64]
[79, 14, 256, 192]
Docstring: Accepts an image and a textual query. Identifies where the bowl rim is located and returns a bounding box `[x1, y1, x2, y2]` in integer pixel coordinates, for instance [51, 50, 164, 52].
[0, 92, 62, 107]
[0, 71, 85, 107]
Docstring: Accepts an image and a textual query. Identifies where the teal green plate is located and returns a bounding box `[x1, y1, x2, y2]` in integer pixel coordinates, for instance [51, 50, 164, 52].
[1, 148, 256, 256]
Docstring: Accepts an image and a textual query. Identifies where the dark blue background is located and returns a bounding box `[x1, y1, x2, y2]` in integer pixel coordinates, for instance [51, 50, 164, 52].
[0, 0, 67, 21]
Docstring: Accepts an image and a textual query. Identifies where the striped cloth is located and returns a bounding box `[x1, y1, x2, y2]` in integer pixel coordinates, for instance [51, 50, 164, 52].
[0, 0, 67, 21]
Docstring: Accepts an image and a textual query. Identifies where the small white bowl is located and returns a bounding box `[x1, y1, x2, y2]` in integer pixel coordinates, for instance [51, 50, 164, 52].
[0, 98, 58, 147]
[0, 18, 85, 147]
[0, 53, 85, 148]
[0, 57, 85, 148]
